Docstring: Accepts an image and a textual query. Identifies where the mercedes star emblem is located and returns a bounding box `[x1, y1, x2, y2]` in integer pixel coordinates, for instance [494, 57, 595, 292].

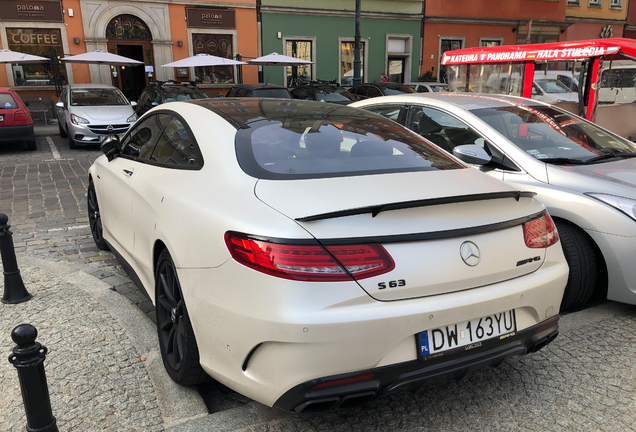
[107, 125, 114, 132]
[460, 241, 481, 267]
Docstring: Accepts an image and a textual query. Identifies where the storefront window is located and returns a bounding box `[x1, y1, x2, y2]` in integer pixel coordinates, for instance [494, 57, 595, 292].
[192, 33, 234, 84]
[7, 28, 67, 86]
[341, 41, 365, 86]
[285, 40, 312, 86]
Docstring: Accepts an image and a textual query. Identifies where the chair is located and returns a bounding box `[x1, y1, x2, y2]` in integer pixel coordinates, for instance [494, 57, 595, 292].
[24, 96, 54, 125]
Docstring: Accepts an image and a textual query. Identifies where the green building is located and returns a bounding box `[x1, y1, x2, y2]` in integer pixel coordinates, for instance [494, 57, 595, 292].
[260, 0, 424, 86]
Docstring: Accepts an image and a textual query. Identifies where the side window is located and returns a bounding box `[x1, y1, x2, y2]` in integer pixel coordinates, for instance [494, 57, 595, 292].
[121, 114, 171, 160]
[363, 104, 403, 123]
[149, 117, 201, 168]
[236, 88, 249, 97]
[139, 91, 149, 104]
[367, 86, 382, 97]
[226, 88, 237, 97]
[354, 86, 368, 97]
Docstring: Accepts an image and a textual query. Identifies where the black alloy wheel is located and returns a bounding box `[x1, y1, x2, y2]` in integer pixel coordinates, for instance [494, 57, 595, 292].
[58, 122, 67, 138]
[67, 125, 77, 149]
[87, 180, 108, 251]
[155, 249, 207, 385]
[555, 220, 598, 311]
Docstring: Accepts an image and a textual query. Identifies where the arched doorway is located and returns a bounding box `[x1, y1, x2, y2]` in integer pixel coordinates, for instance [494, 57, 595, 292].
[106, 14, 153, 102]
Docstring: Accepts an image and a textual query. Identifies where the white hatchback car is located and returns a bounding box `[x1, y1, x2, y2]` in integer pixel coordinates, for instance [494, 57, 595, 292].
[55, 84, 137, 149]
[88, 99, 567, 412]
[352, 93, 636, 311]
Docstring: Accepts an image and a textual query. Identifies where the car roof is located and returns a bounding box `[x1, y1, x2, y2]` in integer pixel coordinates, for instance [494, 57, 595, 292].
[355, 82, 411, 89]
[231, 83, 287, 90]
[68, 83, 119, 89]
[365, 93, 549, 112]
[185, 98, 371, 128]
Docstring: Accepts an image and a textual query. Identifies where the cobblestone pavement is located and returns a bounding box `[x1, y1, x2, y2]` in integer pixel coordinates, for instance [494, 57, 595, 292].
[5, 135, 636, 431]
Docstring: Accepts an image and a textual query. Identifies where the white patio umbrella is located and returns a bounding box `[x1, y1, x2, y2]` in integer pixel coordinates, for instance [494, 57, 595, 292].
[161, 53, 246, 68]
[0, 49, 49, 64]
[246, 52, 313, 66]
[61, 50, 142, 66]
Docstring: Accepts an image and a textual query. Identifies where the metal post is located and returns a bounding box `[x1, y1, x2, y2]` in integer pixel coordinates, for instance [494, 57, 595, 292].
[8, 324, 58, 432]
[236, 54, 243, 84]
[353, 0, 362, 86]
[0, 213, 31, 304]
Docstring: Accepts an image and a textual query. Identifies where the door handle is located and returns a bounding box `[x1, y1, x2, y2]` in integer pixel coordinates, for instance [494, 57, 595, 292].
[123, 169, 133, 176]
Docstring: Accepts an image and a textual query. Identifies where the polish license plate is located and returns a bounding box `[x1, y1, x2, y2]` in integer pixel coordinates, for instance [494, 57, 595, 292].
[418, 310, 516, 358]
[98, 135, 104, 142]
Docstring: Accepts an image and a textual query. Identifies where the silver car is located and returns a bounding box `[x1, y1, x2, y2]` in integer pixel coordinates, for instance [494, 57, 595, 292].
[55, 84, 137, 149]
[352, 93, 636, 311]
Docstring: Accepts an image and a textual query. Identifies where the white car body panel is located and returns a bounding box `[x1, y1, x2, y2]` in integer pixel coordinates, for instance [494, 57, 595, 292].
[88, 99, 568, 410]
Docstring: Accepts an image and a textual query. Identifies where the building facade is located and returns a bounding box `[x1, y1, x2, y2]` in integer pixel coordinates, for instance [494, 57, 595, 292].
[260, 0, 424, 86]
[422, 0, 569, 81]
[0, 0, 258, 101]
[565, 0, 627, 41]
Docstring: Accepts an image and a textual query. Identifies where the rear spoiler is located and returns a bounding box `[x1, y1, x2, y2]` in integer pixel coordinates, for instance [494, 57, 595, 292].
[296, 191, 537, 222]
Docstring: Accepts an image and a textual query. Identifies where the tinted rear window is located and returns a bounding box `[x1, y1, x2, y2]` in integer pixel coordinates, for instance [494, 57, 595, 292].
[252, 89, 291, 98]
[163, 88, 209, 102]
[236, 112, 462, 180]
[0, 94, 18, 109]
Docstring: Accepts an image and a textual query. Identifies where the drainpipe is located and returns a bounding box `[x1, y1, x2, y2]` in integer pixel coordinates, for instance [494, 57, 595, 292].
[353, 0, 362, 86]
[420, 0, 425, 80]
[257, 0, 263, 83]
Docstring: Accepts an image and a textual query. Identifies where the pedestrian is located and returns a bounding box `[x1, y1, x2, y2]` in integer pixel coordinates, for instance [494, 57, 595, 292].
[381, 73, 389, 82]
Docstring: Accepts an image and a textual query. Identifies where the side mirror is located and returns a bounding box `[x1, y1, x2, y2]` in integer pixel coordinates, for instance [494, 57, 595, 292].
[101, 135, 121, 162]
[453, 144, 492, 165]
[55, 101, 64, 108]
[151, 101, 159, 106]
[130, 101, 137, 107]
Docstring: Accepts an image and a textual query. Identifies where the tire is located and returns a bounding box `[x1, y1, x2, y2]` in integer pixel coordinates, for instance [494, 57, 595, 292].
[26, 139, 37, 151]
[87, 180, 109, 251]
[67, 126, 77, 149]
[58, 122, 67, 138]
[555, 220, 597, 311]
[155, 249, 208, 385]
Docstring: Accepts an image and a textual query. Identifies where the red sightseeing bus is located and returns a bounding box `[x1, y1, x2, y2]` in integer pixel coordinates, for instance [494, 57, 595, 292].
[441, 38, 636, 139]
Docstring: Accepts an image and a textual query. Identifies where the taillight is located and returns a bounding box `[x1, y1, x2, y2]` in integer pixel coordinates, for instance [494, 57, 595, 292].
[225, 232, 395, 281]
[14, 110, 27, 123]
[523, 212, 559, 248]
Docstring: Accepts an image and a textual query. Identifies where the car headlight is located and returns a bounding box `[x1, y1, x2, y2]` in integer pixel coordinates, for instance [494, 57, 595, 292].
[586, 193, 636, 221]
[70, 114, 89, 125]
[126, 113, 138, 123]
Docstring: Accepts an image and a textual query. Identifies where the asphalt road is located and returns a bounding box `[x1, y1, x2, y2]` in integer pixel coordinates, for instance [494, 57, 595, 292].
[3, 133, 636, 431]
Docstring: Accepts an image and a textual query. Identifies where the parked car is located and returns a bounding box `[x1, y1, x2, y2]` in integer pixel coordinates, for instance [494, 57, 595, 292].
[352, 92, 636, 310]
[347, 82, 416, 100]
[225, 83, 291, 98]
[89, 98, 567, 412]
[599, 64, 636, 104]
[0, 87, 36, 151]
[290, 83, 358, 104]
[405, 82, 449, 93]
[55, 84, 138, 149]
[532, 78, 578, 103]
[136, 81, 209, 116]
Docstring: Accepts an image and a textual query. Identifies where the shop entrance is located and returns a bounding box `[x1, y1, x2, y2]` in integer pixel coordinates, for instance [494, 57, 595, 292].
[106, 14, 153, 102]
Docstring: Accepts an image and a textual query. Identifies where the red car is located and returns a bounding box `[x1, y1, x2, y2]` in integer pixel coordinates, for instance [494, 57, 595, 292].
[0, 88, 36, 150]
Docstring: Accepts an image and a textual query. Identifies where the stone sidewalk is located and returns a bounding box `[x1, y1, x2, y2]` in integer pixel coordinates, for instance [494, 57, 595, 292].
[0, 255, 207, 431]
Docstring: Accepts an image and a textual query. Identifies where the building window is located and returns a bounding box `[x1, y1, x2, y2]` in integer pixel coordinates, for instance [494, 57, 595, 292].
[567, 0, 581, 5]
[439, 37, 464, 83]
[192, 33, 234, 84]
[588, 0, 602, 7]
[386, 35, 412, 84]
[6, 28, 67, 87]
[106, 15, 152, 40]
[609, 0, 622, 9]
[340, 41, 365, 86]
[480, 39, 503, 47]
[285, 40, 312, 86]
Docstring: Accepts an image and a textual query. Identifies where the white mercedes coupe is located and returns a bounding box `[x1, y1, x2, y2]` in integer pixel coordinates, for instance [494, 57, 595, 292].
[88, 99, 568, 412]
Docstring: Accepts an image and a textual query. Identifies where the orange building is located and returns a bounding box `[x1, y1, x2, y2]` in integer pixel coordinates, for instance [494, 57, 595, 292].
[565, 0, 627, 41]
[422, 0, 569, 81]
[0, 0, 258, 102]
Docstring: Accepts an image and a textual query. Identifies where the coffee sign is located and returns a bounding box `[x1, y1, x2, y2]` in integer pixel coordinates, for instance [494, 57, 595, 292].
[0, 0, 63, 22]
[186, 8, 235, 29]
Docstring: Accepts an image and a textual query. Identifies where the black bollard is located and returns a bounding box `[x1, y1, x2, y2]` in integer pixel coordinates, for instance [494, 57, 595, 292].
[8, 324, 58, 432]
[0, 213, 31, 304]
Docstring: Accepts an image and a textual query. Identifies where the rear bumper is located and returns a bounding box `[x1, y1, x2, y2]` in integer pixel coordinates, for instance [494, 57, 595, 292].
[274, 316, 559, 413]
[0, 125, 34, 142]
